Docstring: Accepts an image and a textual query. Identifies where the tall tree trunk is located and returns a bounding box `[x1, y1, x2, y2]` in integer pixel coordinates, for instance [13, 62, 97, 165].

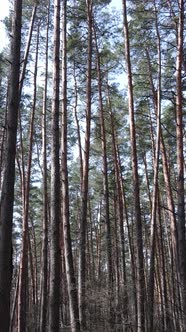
[93, 25, 114, 327]
[10, 268, 20, 332]
[147, 4, 161, 330]
[157, 192, 170, 331]
[146, 47, 178, 265]
[39, 2, 50, 332]
[28, 226, 38, 328]
[17, 24, 39, 332]
[122, 1, 146, 330]
[72, 62, 83, 189]
[61, 1, 80, 331]
[109, 105, 129, 324]
[17, 2, 38, 215]
[175, 0, 186, 326]
[78, 1, 92, 330]
[49, 0, 61, 330]
[0, 1, 22, 330]
[117, 145, 138, 325]
[19, 2, 37, 95]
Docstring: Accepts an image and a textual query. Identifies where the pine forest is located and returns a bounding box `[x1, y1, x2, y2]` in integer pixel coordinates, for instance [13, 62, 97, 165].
[0, 0, 186, 331]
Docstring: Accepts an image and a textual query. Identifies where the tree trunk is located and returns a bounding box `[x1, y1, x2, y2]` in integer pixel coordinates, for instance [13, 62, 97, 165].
[148, 4, 161, 330]
[17, 24, 39, 332]
[146, 47, 178, 265]
[39, 3, 50, 332]
[78, 1, 92, 330]
[109, 105, 129, 325]
[49, 0, 61, 330]
[0, 1, 22, 330]
[72, 62, 83, 189]
[19, 2, 37, 95]
[117, 146, 138, 326]
[175, 0, 186, 326]
[122, 1, 146, 330]
[61, 1, 80, 331]
[93, 24, 114, 328]
[157, 192, 170, 331]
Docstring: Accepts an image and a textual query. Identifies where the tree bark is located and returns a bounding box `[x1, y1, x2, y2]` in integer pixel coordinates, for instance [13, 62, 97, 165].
[17, 23, 39, 332]
[93, 25, 114, 328]
[78, 1, 92, 330]
[61, 0, 80, 331]
[147, 4, 161, 330]
[0, 1, 22, 330]
[122, 1, 146, 330]
[72, 62, 83, 189]
[146, 47, 178, 264]
[39, 3, 50, 332]
[19, 2, 37, 95]
[109, 104, 129, 324]
[49, 0, 61, 330]
[175, 0, 186, 326]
